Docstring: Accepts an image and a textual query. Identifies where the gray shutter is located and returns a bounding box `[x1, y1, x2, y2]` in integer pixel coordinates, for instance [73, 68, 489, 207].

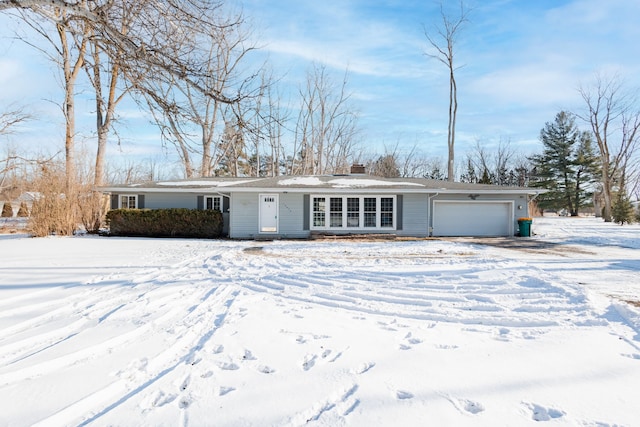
[396, 195, 403, 230]
[110, 194, 119, 210]
[197, 195, 204, 210]
[138, 195, 145, 209]
[223, 196, 230, 212]
[303, 194, 310, 230]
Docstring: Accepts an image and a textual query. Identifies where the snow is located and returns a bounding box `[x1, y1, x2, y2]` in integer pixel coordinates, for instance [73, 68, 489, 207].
[278, 177, 324, 186]
[327, 178, 424, 188]
[156, 179, 262, 187]
[277, 177, 425, 187]
[1, 217, 639, 426]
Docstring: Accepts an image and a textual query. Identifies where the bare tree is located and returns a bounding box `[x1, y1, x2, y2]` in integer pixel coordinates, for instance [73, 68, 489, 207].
[82, 3, 133, 187]
[0, 106, 31, 135]
[129, 5, 258, 178]
[578, 74, 640, 222]
[1, 0, 245, 105]
[15, 8, 88, 189]
[291, 63, 359, 175]
[424, 1, 469, 182]
[261, 72, 290, 177]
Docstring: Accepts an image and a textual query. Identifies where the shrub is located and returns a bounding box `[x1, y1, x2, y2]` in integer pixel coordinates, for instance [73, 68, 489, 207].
[612, 192, 634, 225]
[106, 208, 223, 238]
[1, 202, 13, 218]
[17, 202, 30, 217]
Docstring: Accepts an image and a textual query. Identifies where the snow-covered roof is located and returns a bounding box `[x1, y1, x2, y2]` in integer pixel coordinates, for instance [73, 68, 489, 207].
[100, 175, 541, 195]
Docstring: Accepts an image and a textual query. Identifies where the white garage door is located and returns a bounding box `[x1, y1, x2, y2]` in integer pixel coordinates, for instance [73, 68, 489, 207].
[433, 201, 513, 237]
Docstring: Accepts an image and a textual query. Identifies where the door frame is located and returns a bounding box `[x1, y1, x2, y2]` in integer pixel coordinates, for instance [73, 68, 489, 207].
[259, 193, 279, 233]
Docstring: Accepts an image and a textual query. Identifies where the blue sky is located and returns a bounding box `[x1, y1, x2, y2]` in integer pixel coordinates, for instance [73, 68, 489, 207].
[1, 0, 640, 175]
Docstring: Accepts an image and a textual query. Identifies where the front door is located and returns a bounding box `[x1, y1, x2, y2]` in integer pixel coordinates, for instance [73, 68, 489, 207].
[259, 194, 279, 233]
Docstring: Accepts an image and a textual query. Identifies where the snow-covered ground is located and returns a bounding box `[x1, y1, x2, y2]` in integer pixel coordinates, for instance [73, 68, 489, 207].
[0, 216, 639, 426]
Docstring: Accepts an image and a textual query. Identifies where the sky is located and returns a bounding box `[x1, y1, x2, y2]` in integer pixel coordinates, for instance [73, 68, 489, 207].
[1, 0, 640, 176]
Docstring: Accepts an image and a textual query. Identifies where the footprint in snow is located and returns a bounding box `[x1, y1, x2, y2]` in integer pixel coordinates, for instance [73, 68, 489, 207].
[179, 375, 190, 391]
[524, 402, 565, 421]
[302, 354, 317, 371]
[178, 396, 191, 409]
[350, 362, 375, 375]
[210, 344, 224, 354]
[242, 349, 257, 360]
[396, 390, 414, 400]
[464, 400, 484, 414]
[148, 390, 177, 408]
[219, 386, 235, 396]
[217, 361, 240, 370]
[258, 365, 275, 374]
[398, 332, 422, 350]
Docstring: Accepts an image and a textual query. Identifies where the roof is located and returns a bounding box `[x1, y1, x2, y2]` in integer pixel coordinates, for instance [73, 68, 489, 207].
[100, 175, 542, 195]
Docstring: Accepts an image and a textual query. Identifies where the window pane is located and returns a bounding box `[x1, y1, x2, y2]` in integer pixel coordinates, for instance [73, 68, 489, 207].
[380, 197, 393, 227]
[364, 197, 376, 227]
[313, 197, 325, 227]
[364, 198, 376, 211]
[347, 197, 359, 227]
[330, 197, 343, 227]
[206, 197, 213, 210]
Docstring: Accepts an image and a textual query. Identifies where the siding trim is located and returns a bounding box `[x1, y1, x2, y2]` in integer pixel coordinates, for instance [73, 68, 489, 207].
[303, 194, 310, 230]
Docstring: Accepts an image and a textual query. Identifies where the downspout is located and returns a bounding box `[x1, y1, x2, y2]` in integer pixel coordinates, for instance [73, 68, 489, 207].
[427, 192, 439, 237]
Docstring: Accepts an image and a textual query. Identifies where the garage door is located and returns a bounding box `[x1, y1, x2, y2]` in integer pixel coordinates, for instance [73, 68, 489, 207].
[433, 201, 513, 237]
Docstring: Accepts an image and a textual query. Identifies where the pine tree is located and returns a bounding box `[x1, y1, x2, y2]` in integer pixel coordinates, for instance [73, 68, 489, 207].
[479, 168, 492, 184]
[530, 111, 598, 215]
[612, 191, 634, 225]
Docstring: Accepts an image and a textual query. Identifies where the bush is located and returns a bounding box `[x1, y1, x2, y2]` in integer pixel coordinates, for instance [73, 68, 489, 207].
[1, 202, 13, 218]
[106, 208, 223, 238]
[612, 192, 634, 225]
[17, 202, 29, 217]
[28, 166, 79, 237]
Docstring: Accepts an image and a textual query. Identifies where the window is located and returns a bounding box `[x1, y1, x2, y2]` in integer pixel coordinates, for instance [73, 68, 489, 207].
[311, 195, 396, 230]
[381, 197, 394, 228]
[205, 196, 222, 211]
[364, 197, 376, 228]
[120, 195, 137, 209]
[347, 197, 359, 227]
[330, 197, 343, 227]
[313, 197, 326, 227]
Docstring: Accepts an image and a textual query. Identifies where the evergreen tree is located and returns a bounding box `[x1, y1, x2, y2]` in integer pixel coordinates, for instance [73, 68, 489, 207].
[530, 111, 598, 215]
[612, 191, 634, 225]
[459, 157, 478, 183]
[479, 168, 492, 184]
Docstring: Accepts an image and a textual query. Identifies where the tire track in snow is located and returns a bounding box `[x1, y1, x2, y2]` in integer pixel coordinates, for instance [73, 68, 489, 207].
[30, 284, 239, 427]
[0, 248, 234, 383]
[230, 246, 593, 328]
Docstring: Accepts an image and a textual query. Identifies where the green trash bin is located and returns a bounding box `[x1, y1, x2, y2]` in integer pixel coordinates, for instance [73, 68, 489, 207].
[517, 217, 532, 237]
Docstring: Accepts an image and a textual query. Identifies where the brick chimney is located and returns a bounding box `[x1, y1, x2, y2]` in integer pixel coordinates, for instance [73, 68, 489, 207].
[350, 163, 366, 174]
